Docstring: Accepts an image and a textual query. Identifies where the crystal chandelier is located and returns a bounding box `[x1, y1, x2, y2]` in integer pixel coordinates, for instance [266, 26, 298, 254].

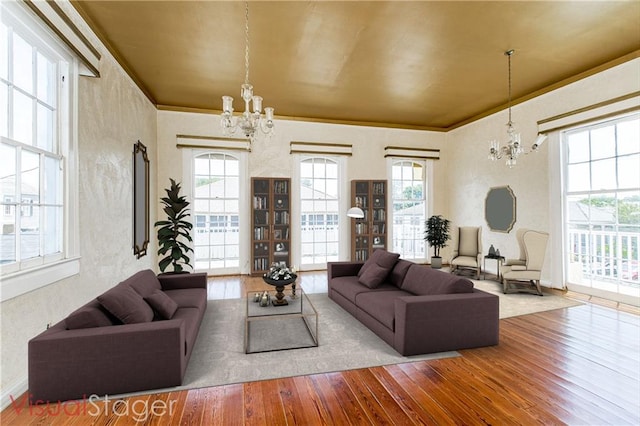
[220, 2, 274, 141]
[488, 50, 546, 167]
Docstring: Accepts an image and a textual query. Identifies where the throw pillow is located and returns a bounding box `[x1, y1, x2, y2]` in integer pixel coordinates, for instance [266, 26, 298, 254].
[144, 289, 179, 320]
[358, 249, 400, 288]
[65, 304, 115, 329]
[98, 285, 155, 324]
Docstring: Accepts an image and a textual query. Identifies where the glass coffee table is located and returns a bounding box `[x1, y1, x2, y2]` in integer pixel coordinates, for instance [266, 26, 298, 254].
[245, 288, 318, 354]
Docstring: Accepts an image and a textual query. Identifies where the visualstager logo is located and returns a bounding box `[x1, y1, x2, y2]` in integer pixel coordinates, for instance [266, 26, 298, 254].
[10, 393, 178, 422]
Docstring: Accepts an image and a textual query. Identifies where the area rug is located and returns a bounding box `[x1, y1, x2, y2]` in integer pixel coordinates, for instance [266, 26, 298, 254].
[473, 279, 583, 318]
[173, 294, 458, 393]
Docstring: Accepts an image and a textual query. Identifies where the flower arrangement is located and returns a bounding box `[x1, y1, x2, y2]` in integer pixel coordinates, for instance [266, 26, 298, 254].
[264, 263, 297, 281]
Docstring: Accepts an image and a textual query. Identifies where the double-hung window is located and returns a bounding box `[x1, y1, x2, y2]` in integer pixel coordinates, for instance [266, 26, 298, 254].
[1, 3, 77, 300]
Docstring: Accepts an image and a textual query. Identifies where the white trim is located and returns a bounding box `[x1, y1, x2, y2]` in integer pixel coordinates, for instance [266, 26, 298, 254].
[538, 93, 640, 133]
[0, 377, 28, 411]
[20, 0, 101, 77]
[0, 257, 80, 301]
[384, 146, 440, 159]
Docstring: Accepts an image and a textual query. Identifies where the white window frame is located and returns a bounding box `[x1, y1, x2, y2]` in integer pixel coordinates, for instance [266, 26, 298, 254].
[292, 154, 348, 270]
[182, 147, 249, 275]
[561, 112, 640, 304]
[0, 2, 80, 301]
[387, 157, 431, 262]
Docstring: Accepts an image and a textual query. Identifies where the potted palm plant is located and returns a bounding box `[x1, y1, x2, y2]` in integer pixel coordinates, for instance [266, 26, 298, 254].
[155, 179, 193, 273]
[424, 215, 451, 269]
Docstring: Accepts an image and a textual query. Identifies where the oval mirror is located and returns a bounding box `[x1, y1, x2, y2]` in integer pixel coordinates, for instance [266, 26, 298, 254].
[485, 185, 516, 233]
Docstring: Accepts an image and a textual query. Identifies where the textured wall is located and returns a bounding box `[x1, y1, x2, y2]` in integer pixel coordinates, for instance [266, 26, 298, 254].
[0, 2, 157, 404]
[157, 111, 448, 272]
[445, 58, 640, 287]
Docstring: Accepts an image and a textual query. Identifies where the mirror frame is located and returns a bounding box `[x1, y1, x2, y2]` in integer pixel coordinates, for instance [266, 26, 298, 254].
[485, 185, 516, 233]
[133, 140, 149, 258]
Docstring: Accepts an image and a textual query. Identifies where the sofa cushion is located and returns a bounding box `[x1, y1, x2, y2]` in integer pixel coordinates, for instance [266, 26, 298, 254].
[145, 289, 179, 320]
[356, 290, 411, 331]
[164, 288, 208, 311]
[98, 285, 155, 324]
[65, 301, 117, 329]
[357, 249, 400, 288]
[388, 259, 413, 288]
[401, 264, 474, 295]
[124, 269, 163, 299]
[331, 276, 399, 304]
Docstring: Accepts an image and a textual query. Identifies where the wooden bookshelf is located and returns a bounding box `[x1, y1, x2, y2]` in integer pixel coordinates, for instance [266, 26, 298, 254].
[351, 180, 387, 261]
[251, 177, 291, 275]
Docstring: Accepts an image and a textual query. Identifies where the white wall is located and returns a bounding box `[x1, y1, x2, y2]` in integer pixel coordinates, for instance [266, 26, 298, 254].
[446, 58, 640, 288]
[157, 111, 448, 272]
[0, 1, 158, 406]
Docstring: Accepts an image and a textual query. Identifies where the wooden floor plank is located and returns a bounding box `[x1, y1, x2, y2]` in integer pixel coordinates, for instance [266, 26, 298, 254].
[4, 272, 639, 425]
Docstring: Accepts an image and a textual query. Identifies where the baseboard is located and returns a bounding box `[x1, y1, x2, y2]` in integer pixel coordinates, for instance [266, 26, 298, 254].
[1, 377, 28, 411]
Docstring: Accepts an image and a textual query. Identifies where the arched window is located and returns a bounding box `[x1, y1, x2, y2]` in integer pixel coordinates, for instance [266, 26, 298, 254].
[193, 152, 240, 273]
[391, 160, 427, 260]
[299, 157, 341, 268]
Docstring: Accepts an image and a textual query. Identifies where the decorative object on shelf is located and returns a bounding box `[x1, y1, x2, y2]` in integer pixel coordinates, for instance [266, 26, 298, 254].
[291, 281, 297, 299]
[487, 50, 547, 167]
[347, 206, 365, 218]
[253, 292, 261, 303]
[220, 1, 274, 142]
[154, 179, 193, 273]
[262, 263, 297, 306]
[424, 215, 451, 269]
[496, 249, 501, 257]
[488, 244, 496, 257]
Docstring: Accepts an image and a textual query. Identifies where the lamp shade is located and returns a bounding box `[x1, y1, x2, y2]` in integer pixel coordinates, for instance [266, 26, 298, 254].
[347, 207, 365, 219]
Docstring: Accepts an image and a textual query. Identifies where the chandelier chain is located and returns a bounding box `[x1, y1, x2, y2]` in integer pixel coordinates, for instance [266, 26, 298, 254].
[244, 1, 250, 85]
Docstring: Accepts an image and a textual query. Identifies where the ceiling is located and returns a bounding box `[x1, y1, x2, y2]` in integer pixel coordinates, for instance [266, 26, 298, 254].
[71, 1, 640, 131]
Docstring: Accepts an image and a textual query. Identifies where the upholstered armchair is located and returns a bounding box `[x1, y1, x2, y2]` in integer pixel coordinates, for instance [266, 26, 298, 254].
[450, 226, 482, 279]
[501, 229, 549, 295]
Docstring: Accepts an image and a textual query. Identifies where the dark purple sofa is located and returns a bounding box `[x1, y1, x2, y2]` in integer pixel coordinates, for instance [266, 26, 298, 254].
[28, 269, 207, 403]
[328, 250, 499, 356]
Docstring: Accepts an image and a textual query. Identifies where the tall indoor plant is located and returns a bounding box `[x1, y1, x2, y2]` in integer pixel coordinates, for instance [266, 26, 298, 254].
[155, 179, 193, 273]
[424, 215, 451, 269]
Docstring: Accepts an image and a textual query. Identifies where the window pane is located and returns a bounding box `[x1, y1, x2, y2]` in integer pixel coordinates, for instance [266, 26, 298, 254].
[1, 207, 16, 264]
[21, 150, 39, 201]
[617, 120, 640, 156]
[590, 126, 616, 160]
[0, 82, 7, 138]
[591, 158, 616, 191]
[619, 191, 640, 227]
[567, 131, 589, 163]
[0, 22, 7, 80]
[12, 33, 33, 94]
[43, 205, 62, 255]
[20, 205, 39, 260]
[194, 156, 210, 175]
[13, 90, 33, 145]
[44, 156, 61, 204]
[1, 143, 16, 200]
[618, 154, 640, 190]
[37, 103, 54, 151]
[37, 52, 55, 105]
[567, 163, 590, 192]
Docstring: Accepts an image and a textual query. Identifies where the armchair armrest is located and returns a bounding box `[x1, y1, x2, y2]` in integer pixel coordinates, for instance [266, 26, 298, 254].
[394, 290, 499, 356]
[327, 261, 364, 278]
[159, 272, 207, 290]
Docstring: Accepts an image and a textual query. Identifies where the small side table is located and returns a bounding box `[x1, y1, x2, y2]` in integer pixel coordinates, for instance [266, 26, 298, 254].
[483, 255, 505, 281]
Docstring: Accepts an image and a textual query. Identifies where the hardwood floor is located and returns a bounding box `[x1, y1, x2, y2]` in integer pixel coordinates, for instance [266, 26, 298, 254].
[2, 273, 639, 425]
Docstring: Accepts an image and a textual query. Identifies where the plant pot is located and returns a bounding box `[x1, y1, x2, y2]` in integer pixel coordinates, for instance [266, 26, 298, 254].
[431, 256, 442, 269]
